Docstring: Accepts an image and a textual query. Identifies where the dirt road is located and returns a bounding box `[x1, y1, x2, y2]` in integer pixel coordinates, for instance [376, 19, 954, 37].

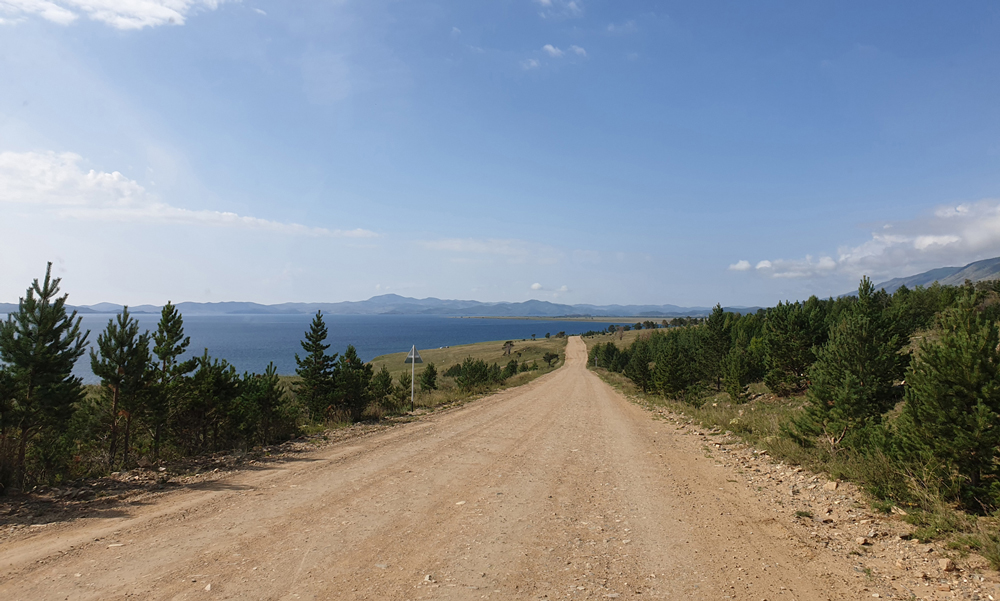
[2, 337, 887, 600]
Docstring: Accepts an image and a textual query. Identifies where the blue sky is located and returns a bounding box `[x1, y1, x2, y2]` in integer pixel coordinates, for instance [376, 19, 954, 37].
[2, 1, 999, 307]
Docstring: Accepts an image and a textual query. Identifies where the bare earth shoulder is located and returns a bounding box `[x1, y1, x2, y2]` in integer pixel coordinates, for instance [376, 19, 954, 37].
[1, 337, 895, 600]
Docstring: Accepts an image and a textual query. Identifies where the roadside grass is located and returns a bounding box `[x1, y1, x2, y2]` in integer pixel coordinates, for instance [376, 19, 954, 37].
[587, 361, 1000, 568]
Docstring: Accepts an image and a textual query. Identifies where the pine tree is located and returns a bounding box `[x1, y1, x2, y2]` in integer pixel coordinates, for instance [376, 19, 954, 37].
[722, 345, 752, 403]
[794, 277, 905, 450]
[237, 363, 288, 446]
[703, 304, 732, 391]
[295, 312, 337, 421]
[651, 329, 701, 400]
[624, 339, 652, 393]
[174, 350, 240, 454]
[370, 365, 395, 413]
[897, 303, 1000, 509]
[762, 301, 817, 396]
[335, 345, 372, 422]
[150, 301, 196, 460]
[0, 263, 89, 489]
[0, 365, 16, 487]
[394, 371, 413, 407]
[419, 362, 438, 392]
[90, 307, 153, 469]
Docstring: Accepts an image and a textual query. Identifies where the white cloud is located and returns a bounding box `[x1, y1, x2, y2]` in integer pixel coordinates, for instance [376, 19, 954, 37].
[542, 44, 564, 58]
[450, 26, 461, 35]
[606, 20, 636, 34]
[534, 0, 582, 19]
[728, 260, 751, 271]
[521, 58, 540, 70]
[0, 151, 375, 237]
[421, 237, 562, 265]
[1, 0, 75, 24]
[913, 234, 961, 250]
[531, 282, 543, 290]
[557, 285, 569, 293]
[0, 0, 229, 29]
[252, 7, 265, 16]
[741, 198, 1000, 281]
[569, 45, 586, 56]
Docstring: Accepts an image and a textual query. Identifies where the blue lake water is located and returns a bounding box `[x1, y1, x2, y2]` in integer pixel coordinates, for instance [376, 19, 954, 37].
[29, 314, 624, 384]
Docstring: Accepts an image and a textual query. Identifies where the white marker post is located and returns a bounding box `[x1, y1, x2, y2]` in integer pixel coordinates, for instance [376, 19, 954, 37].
[404, 345, 423, 412]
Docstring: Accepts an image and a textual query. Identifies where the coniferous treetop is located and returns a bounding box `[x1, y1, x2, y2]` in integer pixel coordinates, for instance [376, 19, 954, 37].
[300, 311, 331, 355]
[0, 262, 89, 389]
[90, 307, 151, 389]
[153, 301, 191, 367]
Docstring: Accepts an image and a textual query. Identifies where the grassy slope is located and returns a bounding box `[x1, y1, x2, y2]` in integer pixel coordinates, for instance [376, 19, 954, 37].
[370, 336, 568, 380]
[580, 328, 656, 354]
[369, 336, 569, 409]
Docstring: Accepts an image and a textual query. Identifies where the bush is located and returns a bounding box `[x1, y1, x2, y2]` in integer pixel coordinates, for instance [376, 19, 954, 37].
[501, 359, 519, 380]
[419, 362, 438, 392]
[456, 357, 491, 391]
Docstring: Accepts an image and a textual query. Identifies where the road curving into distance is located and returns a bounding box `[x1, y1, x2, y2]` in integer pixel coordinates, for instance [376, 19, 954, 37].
[0, 336, 884, 600]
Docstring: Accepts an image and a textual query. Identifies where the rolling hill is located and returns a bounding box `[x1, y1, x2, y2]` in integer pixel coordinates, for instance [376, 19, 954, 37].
[872, 256, 1000, 294]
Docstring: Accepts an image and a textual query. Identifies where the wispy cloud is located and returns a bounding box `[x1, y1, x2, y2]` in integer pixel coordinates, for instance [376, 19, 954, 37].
[542, 44, 564, 58]
[0, 0, 230, 29]
[540, 44, 586, 59]
[606, 20, 636, 34]
[0, 151, 376, 237]
[422, 237, 562, 265]
[529, 282, 570, 297]
[728, 260, 751, 271]
[534, 0, 582, 19]
[521, 58, 540, 70]
[733, 199, 1000, 280]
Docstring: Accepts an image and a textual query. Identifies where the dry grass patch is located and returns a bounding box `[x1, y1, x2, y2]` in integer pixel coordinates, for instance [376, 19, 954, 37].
[370, 336, 568, 409]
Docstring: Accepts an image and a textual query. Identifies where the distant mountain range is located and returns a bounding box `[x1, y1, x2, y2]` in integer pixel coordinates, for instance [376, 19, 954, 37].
[0, 294, 759, 318]
[6, 257, 999, 318]
[871, 256, 1000, 294]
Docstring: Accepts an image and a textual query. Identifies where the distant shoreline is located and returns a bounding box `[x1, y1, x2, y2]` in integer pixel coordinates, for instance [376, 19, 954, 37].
[453, 316, 658, 323]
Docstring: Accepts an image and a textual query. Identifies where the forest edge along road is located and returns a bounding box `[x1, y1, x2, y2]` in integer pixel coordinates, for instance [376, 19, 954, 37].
[2, 336, 897, 599]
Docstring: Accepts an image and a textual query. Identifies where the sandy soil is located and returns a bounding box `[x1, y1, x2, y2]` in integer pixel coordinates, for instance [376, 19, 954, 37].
[0, 337, 931, 600]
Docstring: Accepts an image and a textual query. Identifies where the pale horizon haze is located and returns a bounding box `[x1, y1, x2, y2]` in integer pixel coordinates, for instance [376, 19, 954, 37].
[2, 1, 999, 307]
